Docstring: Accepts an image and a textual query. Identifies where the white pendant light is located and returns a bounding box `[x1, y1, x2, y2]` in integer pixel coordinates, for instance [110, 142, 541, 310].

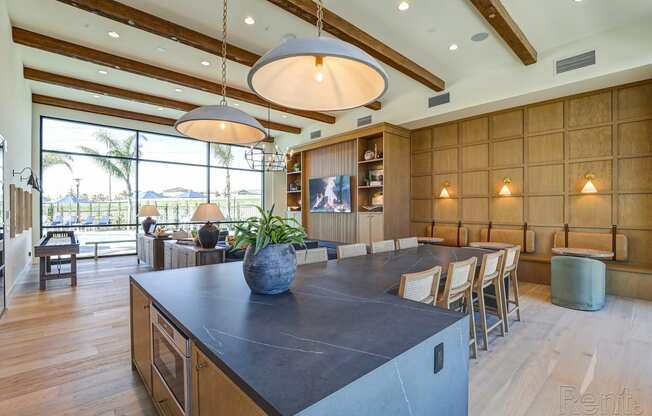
[175, 0, 265, 144]
[247, 0, 388, 112]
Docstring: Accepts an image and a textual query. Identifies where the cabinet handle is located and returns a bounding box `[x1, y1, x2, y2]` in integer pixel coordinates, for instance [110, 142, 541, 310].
[196, 362, 207, 370]
[144, 304, 150, 310]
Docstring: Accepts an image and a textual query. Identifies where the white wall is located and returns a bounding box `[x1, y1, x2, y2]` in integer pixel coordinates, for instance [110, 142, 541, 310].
[0, 0, 33, 295]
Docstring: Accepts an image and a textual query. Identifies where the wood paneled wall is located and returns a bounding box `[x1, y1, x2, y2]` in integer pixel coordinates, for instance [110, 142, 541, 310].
[410, 79, 652, 263]
[305, 140, 357, 243]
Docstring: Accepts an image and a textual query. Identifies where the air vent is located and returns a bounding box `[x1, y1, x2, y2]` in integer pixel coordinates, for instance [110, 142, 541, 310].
[357, 115, 372, 127]
[556, 50, 596, 74]
[428, 92, 450, 108]
[310, 129, 322, 139]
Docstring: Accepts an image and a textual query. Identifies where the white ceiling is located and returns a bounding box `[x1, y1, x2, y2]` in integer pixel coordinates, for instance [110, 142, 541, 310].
[8, 0, 652, 143]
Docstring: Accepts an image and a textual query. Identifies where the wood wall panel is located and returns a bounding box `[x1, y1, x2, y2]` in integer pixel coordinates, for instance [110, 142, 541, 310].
[528, 196, 564, 225]
[569, 195, 612, 227]
[434, 199, 459, 222]
[462, 144, 488, 170]
[618, 120, 652, 156]
[411, 128, 432, 152]
[433, 124, 459, 148]
[568, 91, 612, 128]
[618, 157, 652, 193]
[491, 110, 523, 139]
[462, 198, 488, 222]
[527, 133, 564, 164]
[568, 160, 612, 192]
[617, 83, 652, 120]
[527, 101, 564, 133]
[462, 171, 488, 196]
[492, 138, 523, 167]
[434, 173, 458, 197]
[410, 175, 432, 199]
[461, 118, 488, 144]
[492, 168, 523, 195]
[568, 126, 612, 159]
[491, 197, 523, 224]
[433, 148, 458, 173]
[411, 152, 431, 175]
[411, 199, 432, 222]
[618, 194, 652, 228]
[528, 164, 564, 195]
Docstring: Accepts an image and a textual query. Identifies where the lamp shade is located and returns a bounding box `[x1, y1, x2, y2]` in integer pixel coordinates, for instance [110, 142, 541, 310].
[581, 175, 598, 193]
[138, 205, 160, 217]
[191, 203, 225, 222]
[499, 178, 512, 196]
[175, 105, 266, 144]
[248, 36, 388, 111]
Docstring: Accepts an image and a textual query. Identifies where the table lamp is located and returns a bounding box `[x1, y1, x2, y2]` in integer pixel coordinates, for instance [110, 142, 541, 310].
[191, 203, 225, 248]
[138, 205, 160, 234]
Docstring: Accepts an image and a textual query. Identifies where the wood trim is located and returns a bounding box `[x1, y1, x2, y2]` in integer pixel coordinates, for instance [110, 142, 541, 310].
[468, 0, 537, 65]
[13, 27, 335, 124]
[265, 0, 445, 92]
[24, 67, 300, 135]
[291, 122, 409, 152]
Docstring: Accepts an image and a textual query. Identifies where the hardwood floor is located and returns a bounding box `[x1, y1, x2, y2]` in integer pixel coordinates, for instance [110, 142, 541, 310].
[0, 256, 650, 415]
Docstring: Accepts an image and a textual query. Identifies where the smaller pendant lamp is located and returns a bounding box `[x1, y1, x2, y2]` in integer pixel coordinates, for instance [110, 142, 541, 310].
[247, 0, 388, 111]
[175, 0, 265, 144]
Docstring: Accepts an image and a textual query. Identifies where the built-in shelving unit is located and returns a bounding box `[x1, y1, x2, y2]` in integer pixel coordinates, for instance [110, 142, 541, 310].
[286, 151, 303, 223]
[357, 134, 384, 213]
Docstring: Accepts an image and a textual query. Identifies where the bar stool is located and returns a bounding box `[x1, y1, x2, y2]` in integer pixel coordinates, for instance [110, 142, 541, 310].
[502, 245, 522, 332]
[336, 243, 367, 259]
[438, 257, 479, 359]
[370, 240, 395, 254]
[398, 266, 442, 305]
[396, 237, 419, 250]
[296, 248, 329, 265]
[474, 250, 506, 350]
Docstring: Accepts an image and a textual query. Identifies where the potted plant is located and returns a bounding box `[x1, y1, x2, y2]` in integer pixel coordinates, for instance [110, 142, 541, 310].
[234, 205, 306, 295]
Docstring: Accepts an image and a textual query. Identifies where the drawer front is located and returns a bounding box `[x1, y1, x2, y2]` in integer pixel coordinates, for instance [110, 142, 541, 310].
[153, 365, 184, 416]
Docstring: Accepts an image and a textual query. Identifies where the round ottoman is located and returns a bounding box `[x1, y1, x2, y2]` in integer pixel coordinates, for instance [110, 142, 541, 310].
[551, 255, 606, 311]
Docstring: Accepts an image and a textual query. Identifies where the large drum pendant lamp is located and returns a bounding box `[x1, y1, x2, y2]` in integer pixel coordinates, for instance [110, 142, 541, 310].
[247, 0, 388, 112]
[175, 0, 265, 144]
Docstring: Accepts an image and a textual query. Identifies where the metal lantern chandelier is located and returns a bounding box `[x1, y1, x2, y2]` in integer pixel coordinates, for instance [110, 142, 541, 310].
[245, 106, 287, 172]
[247, 0, 388, 112]
[175, 0, 265, 144]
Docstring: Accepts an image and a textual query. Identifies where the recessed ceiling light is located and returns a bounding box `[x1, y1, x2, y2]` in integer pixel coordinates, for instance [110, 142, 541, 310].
[471, 32, 489, 42]
[156, 46, 166, 53]
[201, 60, 210, 67]
[281, 115, 288, 119]
[157, 107, 164, 110]
[107, 31, 120, 39]
[397, 1, 410, 11]
[449, 43, 459, 51]
[233, 102, 240, 107]
[244, 16, 255, 25]
[98, 69, 108, 75]
[93, 94, 101, 98]
[573, 0, 583, 2]
[174, 88, 183, 93]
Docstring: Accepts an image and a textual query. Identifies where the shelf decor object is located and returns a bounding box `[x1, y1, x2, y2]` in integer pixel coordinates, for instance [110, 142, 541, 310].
[247, 0, 388, 111]
[581, 173, 598, 194]
[138, 205, 160, 234]
[499, 177, 512, 196]
[175, 0, 265, 144]
[191, 203, 225, 248]
[235, 205, 307, 295]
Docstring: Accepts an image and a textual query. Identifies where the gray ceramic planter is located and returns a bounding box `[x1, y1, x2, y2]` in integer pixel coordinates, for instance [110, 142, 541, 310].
[243, 243, 297, 295]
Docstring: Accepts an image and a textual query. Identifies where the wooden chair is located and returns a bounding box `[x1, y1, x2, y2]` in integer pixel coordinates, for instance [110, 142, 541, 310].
[474, 250, 506, 350]
[296, 248, 328, 266]
[438, 257, 478, 358]
[370, 240, 395, 254]
[398, 266, 442, 305]
[396, 237, 419, 250]
[502, 245, 522, 332]
[336, 243, 367, 259]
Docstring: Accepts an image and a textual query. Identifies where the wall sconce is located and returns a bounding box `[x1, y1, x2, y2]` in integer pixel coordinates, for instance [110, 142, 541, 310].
[439, 181, 450, 198]
[12, 167, 41, 192]
[499, 177, 512, 196]
[581, 173, 598, 193]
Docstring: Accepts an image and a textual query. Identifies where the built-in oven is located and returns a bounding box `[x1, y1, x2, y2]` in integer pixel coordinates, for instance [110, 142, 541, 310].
[151, 305, 191, 415]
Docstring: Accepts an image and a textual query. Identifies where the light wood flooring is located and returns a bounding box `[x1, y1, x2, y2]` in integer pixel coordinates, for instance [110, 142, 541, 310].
[1, 256, 651, 416]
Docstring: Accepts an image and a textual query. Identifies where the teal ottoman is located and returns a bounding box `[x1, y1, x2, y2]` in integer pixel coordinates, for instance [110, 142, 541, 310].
[551, 256, 606, 311]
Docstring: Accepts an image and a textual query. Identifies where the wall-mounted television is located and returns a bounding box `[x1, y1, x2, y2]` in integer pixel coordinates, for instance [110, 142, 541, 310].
[309, 176, 352, 213]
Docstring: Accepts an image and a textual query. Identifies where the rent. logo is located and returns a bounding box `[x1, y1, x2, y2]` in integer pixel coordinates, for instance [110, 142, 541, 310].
[560, 386, 643, 415]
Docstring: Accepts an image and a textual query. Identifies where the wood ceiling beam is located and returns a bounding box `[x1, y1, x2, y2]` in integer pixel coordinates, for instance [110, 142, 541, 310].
[13, 27, 335, 124]
[24, 67, 301, 134]
[265, 0, 445, 92]
[56, 0, 382, 111]
[468, 0, 537, 65]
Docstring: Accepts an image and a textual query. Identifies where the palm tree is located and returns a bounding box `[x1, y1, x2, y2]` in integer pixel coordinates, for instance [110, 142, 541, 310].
[43, 153, 73, 172]
[213, 144, 234, 219]
[79, 130, 138, 224]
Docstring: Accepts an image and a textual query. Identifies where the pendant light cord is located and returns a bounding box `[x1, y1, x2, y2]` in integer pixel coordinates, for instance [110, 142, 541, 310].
[316, 0, 323, 37]
[220, 0, 228, 105]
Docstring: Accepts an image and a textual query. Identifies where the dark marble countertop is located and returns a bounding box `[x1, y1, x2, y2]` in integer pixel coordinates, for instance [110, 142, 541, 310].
[131, 245, 488, 415]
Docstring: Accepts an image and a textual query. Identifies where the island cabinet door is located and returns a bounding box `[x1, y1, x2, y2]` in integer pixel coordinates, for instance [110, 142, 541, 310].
[130, 282, 152, 393]
[192, 344, 267, 416]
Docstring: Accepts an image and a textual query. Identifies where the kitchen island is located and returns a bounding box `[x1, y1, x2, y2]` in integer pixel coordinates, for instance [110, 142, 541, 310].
[130, 245, 483, 415]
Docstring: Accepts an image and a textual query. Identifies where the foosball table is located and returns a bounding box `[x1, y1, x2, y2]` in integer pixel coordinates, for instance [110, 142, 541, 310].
[34, 231, 80, 290]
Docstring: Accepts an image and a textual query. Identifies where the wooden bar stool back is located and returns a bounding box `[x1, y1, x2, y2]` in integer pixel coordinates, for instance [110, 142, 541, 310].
[396, 237, 419, 250]
[337, 243, 368, 259]
[475, 250, 506, 350]
[438, 257, 478, 358]
[502, 245, 522, 331]
[370, 240, 396, 254]
[398, 266, 442, 305]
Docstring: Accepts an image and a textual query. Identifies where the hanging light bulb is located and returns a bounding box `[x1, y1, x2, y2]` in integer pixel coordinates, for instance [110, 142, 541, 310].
[499, 178, 512, 196]
[439, 181, 450, 198]
[175, 0, 265, 144]
[581, 173, 598, 193]
[247, 0, 388, 111]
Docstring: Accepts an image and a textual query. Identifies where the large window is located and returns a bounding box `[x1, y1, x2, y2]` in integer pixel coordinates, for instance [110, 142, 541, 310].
[40, 117, 264, 258]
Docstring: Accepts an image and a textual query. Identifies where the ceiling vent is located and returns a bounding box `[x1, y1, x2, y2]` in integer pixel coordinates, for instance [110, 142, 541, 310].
[357, 115, 372, 127]
[428, 92, 450, 108]
[310, 129, 322, 140]
[556, 50, 596, 74]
